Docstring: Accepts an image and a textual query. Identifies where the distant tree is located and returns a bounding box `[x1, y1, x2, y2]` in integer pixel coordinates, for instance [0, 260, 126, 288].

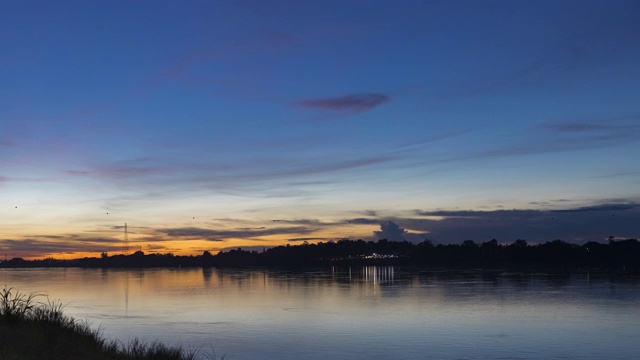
[418, 239, 434, 248]
[462, 240, 478, 249]
[512, 239, 528, 248]
[482, 239, 498, 248]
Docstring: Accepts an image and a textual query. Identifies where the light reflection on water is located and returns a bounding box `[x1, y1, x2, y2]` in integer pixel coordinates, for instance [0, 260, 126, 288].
[2, 267, 640, 360]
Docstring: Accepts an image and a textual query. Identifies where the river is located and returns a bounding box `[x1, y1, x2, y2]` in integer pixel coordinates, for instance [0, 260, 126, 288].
[2, 267, 638, 359]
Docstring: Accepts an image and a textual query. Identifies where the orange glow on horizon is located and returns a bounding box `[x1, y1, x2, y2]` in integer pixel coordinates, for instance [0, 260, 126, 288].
[6, 225, 375, 261]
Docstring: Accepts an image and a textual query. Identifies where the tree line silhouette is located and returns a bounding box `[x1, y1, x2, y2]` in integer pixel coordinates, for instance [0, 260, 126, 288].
[1, 238, 639, 269]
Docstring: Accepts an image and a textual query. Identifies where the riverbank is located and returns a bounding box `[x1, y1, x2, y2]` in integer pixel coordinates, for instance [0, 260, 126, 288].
[2, 238, 639, 269]
[0, 287, 200, 360]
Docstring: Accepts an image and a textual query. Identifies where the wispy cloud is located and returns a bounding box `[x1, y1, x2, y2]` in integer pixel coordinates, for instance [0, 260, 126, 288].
[0, 236, 122, 258]
[296, 93, 390, 113]
[273, 155, 397, 178]
[70, 154, 399, 198]
[541, 115, 640, 134]
[428, 114, 640, 166]
[271, 218, 381, 226]
[160, 226, 318, 242]
[536, 115, 640, 147]
[596, 170, 640, 179]
[146, 30, 299, 98]
[544, 123, 638, 133]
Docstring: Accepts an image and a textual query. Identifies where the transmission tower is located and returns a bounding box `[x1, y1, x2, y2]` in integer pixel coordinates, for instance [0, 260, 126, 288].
[123, 223, 130, 255]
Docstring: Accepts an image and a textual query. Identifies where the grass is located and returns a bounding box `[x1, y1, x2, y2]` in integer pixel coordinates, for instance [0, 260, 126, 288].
[0, 287, 224, 360]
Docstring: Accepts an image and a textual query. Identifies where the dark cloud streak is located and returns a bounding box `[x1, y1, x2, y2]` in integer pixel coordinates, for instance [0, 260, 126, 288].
[414, 202, 640, 244]
[550, 203, 638, 213]
[161, 226, 318, 241]
[288, 237, 327, 242]
[296, 93, 390, 112]
[0, 238, 122, 258]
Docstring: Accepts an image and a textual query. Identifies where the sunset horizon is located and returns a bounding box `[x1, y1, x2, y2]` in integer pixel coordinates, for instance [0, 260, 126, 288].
[3, 1, 639, 259]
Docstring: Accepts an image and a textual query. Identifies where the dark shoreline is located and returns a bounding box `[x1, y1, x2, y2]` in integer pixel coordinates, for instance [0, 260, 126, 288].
[2, 238, 639, 270]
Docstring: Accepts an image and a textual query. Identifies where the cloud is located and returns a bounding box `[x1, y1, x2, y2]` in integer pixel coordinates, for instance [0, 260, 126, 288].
[142, 244, 167, 252]
[160, 226, 317, 241]
[550, 203, 638, 213]
[347, 218, 380, 225]
[288, 237, 327, 242]
[145, 29, 299, 99]
[275, 156, 398, 178]
[535, 115, 640, 148]
[271, 219, 325, 225]
[429, 114, 640, 166]
[271, 217, 381, 227]
[414, 201, 640, 244]
[373, 221, 408, 242]
[296, 93, 390, 113]
[597, 170, 640, 179]
[544, 123, 639, 133]
[74, 153, 398, 195]
[541, 115, 640, 134]
[0, 236, 123, 258]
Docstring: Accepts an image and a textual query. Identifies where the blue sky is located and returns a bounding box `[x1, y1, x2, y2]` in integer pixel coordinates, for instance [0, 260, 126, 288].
[1, 0, 639, 258]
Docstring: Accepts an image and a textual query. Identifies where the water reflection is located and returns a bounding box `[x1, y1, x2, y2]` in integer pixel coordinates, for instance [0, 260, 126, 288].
[124, 270, 129, 315]
[1, 267, 639, 360]
[202, 267, 212, 284]
[361, 266, 394, 285]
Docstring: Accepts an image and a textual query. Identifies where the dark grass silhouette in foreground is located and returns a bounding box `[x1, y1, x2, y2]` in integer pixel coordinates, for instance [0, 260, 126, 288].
[0, 287, 224, 360]
[2, 238, 639, 269]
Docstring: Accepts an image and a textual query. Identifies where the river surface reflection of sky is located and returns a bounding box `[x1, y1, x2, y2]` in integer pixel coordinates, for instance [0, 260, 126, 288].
[2, 267, 639, 360]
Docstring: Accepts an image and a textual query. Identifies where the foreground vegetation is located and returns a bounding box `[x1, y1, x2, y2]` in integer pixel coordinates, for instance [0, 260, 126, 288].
[0, 287, 206, 360]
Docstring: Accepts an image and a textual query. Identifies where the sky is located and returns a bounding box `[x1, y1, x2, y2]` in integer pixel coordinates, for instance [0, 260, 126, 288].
[1, 0, 639, 259]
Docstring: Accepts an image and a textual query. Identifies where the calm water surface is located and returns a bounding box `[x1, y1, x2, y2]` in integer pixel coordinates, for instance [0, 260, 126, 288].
[2, 267, 639, 359]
